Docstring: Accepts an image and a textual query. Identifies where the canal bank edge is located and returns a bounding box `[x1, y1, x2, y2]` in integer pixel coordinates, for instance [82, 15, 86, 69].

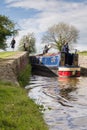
[0, 52, 29, 86]
[79, 55, 87, 76]
[0, 53, 87, 85]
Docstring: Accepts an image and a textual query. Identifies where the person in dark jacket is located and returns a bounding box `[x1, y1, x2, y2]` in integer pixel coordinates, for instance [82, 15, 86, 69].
[43, 44, 51, 54]
[61, 42, 69, 53]
[23, 43, 27, 51]
[65, 42, 69, 53]
[61, 42, 69, 65]
[11, 38, 16, 50]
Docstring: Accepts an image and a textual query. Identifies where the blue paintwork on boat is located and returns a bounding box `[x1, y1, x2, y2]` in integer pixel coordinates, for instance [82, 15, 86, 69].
[37, 55, 60, 68]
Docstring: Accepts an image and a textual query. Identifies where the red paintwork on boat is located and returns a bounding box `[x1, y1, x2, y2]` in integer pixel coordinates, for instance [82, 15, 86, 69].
[58, 70, 80, 77]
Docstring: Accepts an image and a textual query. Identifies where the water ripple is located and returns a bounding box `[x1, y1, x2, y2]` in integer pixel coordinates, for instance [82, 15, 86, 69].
[26, 75, 87, 130]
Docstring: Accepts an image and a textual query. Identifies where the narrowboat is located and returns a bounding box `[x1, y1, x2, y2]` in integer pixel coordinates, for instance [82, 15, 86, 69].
[29, 51, 80, 77]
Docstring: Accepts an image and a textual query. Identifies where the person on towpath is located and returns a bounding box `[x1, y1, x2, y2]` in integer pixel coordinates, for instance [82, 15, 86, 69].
[10, 38, 16, 51]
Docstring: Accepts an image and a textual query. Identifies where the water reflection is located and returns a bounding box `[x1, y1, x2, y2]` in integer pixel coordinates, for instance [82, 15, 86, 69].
[58, 77, 79, 101]
[58, 77, 79, 87]
[26, 76, 87, 130]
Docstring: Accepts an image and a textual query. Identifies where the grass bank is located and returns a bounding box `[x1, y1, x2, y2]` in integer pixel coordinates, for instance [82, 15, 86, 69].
[78, 51, 87, 56]
[0, 52, 48, 130]
[0, 82, 48, 130]
[0, 51, 17, 58]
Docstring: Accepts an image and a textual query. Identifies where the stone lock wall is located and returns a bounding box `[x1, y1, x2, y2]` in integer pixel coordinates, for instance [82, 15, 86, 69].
[0, 52, 29, 85]
[79, 55, 87, 76]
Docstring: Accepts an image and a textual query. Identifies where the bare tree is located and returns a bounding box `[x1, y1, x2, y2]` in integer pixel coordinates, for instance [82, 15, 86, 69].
[42, 22, 79, 51]
[18, 33, 36, 53]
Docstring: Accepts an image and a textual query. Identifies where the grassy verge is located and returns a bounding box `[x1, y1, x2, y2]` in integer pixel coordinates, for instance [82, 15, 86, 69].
[78, 51, 87, 56]
[0, 52, 48, 130]
[18, 64, 31, 87]
[0, 82, 48, 130]
[0, 51, 18, 58]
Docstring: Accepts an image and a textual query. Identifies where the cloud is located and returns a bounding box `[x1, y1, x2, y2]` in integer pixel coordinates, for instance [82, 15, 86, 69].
[5, 0, 87, 51]
[5, 0, 59, 11]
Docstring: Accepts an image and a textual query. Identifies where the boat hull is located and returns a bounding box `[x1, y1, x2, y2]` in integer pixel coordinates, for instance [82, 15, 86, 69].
[31, 64, 57, 77]
[58, 66, 80, 77]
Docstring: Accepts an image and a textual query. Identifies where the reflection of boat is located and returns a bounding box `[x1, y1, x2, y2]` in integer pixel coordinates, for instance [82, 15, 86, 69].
[58, 77, 71, 83]
[58, 77, 79, 100]
[58, 77, 79, 86]
[29, 52, 80, 77]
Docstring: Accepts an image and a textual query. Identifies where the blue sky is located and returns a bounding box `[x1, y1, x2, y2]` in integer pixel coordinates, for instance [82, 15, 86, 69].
[0, 0, 87, 52]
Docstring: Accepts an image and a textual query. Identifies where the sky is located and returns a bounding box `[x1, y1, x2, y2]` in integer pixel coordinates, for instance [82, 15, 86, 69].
[0, 0, 87, 52]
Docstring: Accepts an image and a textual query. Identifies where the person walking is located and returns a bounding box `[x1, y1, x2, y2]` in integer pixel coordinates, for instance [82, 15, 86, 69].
[10, 38, 16, 51]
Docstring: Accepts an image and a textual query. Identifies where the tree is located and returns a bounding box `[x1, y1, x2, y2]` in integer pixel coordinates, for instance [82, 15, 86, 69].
[0, 15, 18, 50]
[42, 22, 79, 51]
[18, 33, 36, 53]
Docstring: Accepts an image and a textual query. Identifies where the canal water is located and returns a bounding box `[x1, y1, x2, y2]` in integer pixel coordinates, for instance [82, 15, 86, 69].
[25, 75, 87, 130]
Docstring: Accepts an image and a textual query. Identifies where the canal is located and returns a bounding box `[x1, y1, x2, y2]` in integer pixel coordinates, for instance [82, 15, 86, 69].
[25, 75, 87, 130]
